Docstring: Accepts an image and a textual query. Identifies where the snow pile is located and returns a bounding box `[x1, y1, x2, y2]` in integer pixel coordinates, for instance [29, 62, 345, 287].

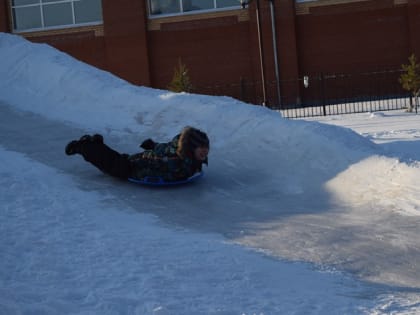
[1, 32, 420, 314]
[0, 33, 380, 198]
[326, 156, 420, 215]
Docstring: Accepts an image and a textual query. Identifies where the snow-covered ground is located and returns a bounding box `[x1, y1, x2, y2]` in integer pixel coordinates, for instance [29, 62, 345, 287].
[0, 33, 419, 314]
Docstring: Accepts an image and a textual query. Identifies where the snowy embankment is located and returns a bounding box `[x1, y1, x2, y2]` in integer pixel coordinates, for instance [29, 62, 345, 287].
[1, 33, 420, 314]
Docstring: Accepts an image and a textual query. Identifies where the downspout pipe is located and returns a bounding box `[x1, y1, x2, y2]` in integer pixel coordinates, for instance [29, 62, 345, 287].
[269, 0, 282, 106]
[256, 0, 267, 106]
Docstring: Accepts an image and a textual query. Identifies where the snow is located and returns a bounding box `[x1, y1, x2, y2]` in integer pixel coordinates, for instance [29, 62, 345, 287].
[0, 32, 419, 314]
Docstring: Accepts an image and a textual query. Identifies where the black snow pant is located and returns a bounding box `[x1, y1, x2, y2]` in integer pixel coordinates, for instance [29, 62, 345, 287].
[80, 141, 132, 180]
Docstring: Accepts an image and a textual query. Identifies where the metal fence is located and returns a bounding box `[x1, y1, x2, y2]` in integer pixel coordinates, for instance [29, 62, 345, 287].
[195, 69, 412, 118]
[279, 96, 410, 118]
[276, 70, 410, 118]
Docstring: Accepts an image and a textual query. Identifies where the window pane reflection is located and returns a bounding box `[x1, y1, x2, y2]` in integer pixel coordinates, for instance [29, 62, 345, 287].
[43, 2, 73, 27]
[74, 0, 102, 23]
[13, 6, 41, 30]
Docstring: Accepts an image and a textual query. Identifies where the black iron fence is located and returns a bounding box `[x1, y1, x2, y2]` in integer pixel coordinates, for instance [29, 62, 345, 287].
[276, 69, 410, 118]
[194, 69, 411, 118]
[279, 95, 410, 118]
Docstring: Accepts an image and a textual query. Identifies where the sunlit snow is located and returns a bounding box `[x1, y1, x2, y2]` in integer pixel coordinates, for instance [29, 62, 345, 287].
[1, 33, 419, 314]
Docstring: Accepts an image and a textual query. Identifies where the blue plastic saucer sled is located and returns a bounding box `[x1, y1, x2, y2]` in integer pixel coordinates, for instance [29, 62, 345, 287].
[128, 172, 203, 186]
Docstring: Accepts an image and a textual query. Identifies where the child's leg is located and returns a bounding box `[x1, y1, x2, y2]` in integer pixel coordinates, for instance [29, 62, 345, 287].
[66, 135, 132, 179]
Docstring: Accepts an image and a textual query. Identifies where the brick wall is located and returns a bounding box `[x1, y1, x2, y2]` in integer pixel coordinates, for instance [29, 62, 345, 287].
[407, 0, 420, 56]
[24, 26, 106, 71]
[265, 0, 300, 105]
[101, 0, 150, 86]
[293, 0, 415, 106]
[296, 0, 409, 74]
[0, 0, 9, 32]
[147, 9, 254, 102]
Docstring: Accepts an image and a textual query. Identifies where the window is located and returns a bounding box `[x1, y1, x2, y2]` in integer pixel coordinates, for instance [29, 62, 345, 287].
[149, 0, 241, 16]
[11, 0, 103, 32]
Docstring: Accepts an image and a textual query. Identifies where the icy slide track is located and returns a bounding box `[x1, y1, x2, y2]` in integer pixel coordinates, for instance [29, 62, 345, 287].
[0, 33, 419, 291]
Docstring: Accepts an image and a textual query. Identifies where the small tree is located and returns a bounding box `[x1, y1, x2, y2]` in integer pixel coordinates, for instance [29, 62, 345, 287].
[168, 59, 193, 93]
[399, 54, 420, 113]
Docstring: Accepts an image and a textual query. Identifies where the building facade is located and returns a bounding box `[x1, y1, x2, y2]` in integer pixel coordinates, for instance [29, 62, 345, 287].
[1, 0, 419, 107]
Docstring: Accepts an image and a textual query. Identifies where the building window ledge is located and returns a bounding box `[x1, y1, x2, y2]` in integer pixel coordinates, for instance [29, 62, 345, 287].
[17, 23, 104, 39]
[148, 8, 249, 31]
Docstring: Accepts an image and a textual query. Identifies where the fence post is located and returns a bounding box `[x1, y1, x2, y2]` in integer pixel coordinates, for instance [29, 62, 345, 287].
[410, 95, 413, 112]
[240, 77, 245, 102]
[320, 73, 327, 116]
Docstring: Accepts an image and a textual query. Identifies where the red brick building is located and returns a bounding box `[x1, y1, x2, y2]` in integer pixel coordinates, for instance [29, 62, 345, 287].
[1, 0, 419, 107]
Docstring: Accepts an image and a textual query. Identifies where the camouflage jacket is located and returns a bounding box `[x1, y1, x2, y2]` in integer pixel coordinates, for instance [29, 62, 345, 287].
[128, 135, 205, 182]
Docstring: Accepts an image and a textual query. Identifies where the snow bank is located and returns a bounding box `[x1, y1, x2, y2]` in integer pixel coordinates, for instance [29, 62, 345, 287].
[326, 156, 420, 216]
[0, 32, 379, 197]
[1, 32, 420, 294]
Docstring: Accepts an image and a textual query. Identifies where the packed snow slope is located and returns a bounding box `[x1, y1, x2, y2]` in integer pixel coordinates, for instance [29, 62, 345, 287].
[1, 32, 419, 291]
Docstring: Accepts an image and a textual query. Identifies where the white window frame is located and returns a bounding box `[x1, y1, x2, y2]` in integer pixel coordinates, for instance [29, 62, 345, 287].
[10, 0, 103, 33]
[148, 0, 241, 18]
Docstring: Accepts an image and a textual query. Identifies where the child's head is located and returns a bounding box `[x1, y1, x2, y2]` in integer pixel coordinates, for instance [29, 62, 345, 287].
[178, 126, 209, 160]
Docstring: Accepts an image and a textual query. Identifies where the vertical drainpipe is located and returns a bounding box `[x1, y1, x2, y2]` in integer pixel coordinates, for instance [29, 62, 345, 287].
[256, 0, 267, 106]
[3, 0, 11, 32]
[269, 0, 282, 107]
